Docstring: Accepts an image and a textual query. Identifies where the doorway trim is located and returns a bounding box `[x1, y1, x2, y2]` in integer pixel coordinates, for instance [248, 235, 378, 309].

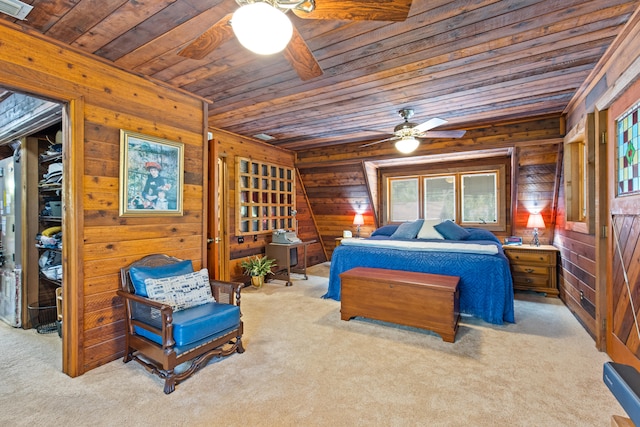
[0, 84, 82, 377]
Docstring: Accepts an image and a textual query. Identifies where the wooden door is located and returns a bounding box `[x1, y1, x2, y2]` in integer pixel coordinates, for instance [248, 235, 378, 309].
[606, 81, 640, 368]
[206, 138, 219, 279]
[206, 138, 230, 281]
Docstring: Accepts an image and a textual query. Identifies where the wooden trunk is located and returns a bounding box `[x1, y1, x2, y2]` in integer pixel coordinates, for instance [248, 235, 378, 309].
[339, 267, 460, 343]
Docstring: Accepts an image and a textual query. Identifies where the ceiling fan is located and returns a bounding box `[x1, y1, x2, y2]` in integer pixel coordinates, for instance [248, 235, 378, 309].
[361, 108, 467, 153]
[178, 0, 413, 81]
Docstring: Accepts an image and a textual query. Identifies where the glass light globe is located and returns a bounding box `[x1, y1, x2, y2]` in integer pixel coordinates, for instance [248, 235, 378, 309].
[231, 3, 293, 55]
[395, 137, 420, 153]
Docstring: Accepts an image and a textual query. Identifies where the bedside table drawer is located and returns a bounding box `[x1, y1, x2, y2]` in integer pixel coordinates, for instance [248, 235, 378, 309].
[512, 273, 550, 288]
[511, 264, 549, 275]
[505, 251, 552, 265]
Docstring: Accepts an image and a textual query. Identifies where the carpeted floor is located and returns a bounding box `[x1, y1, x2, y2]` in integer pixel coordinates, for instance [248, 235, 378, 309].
[0, 263, 626, 426]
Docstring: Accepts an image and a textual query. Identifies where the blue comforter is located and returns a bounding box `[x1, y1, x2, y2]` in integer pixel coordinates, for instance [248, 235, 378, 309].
[324, 239, 514, 325]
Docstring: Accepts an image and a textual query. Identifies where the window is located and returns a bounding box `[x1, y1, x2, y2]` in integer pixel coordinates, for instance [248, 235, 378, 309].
[236, 157, 295, 235]
[424, 176, 455, 220]
[389, 178, 418, 222]
[385, 167, 505, 230]
[616, 101, 640, 196]
[564, 113, 595, 233]
[565, 139, 587, 222]
[461, 173, 497, 223]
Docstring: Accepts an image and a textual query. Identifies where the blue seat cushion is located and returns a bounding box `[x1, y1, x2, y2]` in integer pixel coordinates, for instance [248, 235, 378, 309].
[134, 301, 240, 348]
[129, 260, 194, 297]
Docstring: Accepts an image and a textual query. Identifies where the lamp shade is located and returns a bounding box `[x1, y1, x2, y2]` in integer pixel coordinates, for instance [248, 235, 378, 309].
[394, 136, 420, 154]
[353, 214, 365, 226]
[231, 3, 293, 55]
[526, 213, 545, 229]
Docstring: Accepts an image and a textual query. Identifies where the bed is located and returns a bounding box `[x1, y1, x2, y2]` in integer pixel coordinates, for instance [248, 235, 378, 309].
[323, 220, 514, 325]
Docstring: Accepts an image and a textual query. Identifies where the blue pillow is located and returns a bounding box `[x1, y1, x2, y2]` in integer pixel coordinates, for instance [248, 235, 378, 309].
[434, 220, 470, 240]
[390, 220, 424, 240]
[129, 260, 194, 297]
[371, 224, 400, 237]
[465, 228, 500, 244]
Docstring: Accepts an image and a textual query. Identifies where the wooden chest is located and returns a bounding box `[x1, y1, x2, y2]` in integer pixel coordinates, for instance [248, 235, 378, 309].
[339, 267, 460, 342]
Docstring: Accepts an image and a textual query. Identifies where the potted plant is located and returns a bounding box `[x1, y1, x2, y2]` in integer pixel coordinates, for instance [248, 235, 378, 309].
[240, 255, 277, 288]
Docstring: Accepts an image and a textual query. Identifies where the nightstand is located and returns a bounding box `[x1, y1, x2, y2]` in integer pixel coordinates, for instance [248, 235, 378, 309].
[503, 244, 559, 297]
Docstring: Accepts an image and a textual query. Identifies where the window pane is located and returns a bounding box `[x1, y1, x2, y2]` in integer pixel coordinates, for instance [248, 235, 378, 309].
[461, 173, 497, 223]
[390, 178, 419, 221]
[424, 176, 455, 221]
[616, 101, 640, 195]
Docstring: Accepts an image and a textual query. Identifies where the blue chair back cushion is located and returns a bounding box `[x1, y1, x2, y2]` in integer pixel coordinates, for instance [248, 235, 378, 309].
[129, 260, 194, 297]
[134, 302, 240, 348]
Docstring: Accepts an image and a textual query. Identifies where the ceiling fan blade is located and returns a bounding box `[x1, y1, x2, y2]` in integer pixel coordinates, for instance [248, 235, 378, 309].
[293, 0, 412, 21]
[361, 136, 398, 148]
[178, 13, 234, 60]
[414, 117, 448, 133]
[420, 130, 467, 139]
[283, 26, 323, 81]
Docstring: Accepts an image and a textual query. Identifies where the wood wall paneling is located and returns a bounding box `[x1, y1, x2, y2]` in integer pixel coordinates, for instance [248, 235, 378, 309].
[298, 162, 374, 259]
[295, 117, 563, 260]
[0, 23, 207, 375]
[212, 129, 325, 282]
[560, 9, 640, 348]
[554, 166, 598, 337]
[514, 145, 561, 246]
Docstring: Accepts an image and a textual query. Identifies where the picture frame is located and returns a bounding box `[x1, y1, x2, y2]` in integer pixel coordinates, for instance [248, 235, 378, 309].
[119, 130, 184, 217]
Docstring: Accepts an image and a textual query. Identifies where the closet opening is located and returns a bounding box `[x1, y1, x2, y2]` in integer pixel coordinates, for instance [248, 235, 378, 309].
[0, 88, 65, 369]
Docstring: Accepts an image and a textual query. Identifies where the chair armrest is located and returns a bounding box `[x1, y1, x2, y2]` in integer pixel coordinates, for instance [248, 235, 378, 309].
[210, 280, 243, 308]
[117, 289, 166, 309]
[117, 289, 176, 348]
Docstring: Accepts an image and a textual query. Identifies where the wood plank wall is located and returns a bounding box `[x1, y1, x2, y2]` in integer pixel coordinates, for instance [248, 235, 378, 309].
[513, 144, 562, 246]
[211, 129, 325, 283]
[296, 117, 564, 258]
[0, 22, 207, 375]
[554, 175, 598, 335]
[561, 8, 640, 342]
[297, 161, 374, 260]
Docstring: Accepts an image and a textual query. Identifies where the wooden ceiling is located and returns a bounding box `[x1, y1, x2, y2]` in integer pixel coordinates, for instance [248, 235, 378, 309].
[2, 0, 638, 151]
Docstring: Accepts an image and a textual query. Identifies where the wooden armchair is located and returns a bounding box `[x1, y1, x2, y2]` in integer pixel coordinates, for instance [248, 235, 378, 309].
[117, 254, 244, 394]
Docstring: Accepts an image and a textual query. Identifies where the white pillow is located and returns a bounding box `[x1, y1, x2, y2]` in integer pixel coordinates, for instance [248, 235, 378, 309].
[417, 219, 445, 240]
[144, 268, 214, 312]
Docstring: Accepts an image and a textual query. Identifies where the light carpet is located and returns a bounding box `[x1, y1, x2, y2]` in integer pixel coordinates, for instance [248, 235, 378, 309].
[0, 263, 626, 426]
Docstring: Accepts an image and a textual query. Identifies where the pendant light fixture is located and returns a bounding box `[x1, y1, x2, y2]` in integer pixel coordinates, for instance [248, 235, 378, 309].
[231, 2, 293, 55]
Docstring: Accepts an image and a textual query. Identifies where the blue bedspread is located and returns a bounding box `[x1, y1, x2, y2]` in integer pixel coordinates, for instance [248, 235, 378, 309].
[324, 240, 514, 325]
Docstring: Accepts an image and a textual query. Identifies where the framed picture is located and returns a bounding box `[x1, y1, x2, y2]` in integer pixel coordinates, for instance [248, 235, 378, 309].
[119, 130, 184, 216]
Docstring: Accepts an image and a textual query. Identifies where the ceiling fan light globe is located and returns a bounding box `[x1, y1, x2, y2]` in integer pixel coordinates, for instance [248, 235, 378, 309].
[231, 3, 293, 55]
[395, 137, 420, 154]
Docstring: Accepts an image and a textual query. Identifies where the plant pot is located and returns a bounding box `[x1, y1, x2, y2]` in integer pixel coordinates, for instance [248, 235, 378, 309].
[251, 275, 264, 288]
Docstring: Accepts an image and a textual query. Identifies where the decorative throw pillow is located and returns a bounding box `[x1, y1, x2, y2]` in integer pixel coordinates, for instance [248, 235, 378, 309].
[144, 268, 214, 312]
[465, 228, 500, 244]
[390, 220, 424, 240]
[417, 219, 445, 240]
[129, 260, 194, 297]
[371, 224, 400, 237]
[434, 220, 470, 240]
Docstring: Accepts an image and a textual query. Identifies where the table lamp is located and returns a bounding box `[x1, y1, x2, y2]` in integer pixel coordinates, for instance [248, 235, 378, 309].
[353, 214, 364, 238]
[527, 213, 545, 247]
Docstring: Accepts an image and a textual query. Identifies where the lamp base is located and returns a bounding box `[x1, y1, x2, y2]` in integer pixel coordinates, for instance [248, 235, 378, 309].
[531, 228, 540, 247]
[355, 225, 360, 238]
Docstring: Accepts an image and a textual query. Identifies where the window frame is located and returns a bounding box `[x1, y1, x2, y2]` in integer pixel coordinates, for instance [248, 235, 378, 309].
[564, 113, 595, 234]
[382, 164, 506, 231]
